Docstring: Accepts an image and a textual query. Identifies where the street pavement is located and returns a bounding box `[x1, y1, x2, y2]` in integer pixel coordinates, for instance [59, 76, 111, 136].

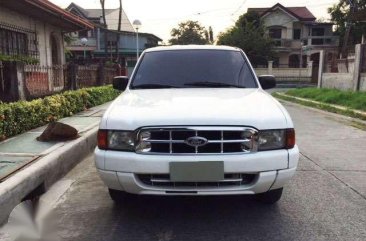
[43, 101, 366, 241]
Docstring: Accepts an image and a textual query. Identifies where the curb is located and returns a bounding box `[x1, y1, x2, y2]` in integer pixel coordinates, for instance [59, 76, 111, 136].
[275, 95, 366, 126]
[274, 92, 366, 119]
[0, 126, 98, 225]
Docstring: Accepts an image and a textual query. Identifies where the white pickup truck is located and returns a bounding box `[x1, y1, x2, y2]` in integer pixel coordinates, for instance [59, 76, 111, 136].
[95, 45, 299, 204]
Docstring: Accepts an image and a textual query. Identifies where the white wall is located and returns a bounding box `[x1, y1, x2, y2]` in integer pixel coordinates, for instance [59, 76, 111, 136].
[0, 7, 65, 66]
[322, 73, 354, 90]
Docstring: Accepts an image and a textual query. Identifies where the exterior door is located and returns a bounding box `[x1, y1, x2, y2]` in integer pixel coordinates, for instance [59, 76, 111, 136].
[50, 35, 63, 89]
[311, 53, 320, 83]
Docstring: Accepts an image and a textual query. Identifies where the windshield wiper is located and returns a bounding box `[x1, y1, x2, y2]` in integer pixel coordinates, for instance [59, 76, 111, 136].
[184, 81, 243, 88]
[132, 84, 179, 89]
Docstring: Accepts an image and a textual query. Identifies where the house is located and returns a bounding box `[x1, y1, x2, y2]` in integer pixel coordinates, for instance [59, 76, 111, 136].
[65, 3, 162, 66]
[248, 3, 338, 72]
[0, 0, 93, 66]
[0, 0, 93, 102]
[66, 2, 134, 32]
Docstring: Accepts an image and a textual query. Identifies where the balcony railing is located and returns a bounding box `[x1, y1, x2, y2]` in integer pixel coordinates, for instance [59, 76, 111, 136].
[68, 38, 97, 47]
[272, 36, 339, 49]
[302, 36, 339, 46]
[273, 39, 293, 48]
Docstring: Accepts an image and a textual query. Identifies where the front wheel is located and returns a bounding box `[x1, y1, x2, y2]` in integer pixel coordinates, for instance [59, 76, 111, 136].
[256, 188, 283, 204]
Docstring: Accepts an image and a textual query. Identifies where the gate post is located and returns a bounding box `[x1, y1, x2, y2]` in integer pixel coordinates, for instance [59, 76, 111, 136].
[353, 44, 363, 91]
[67, 63, 78, 90]
[318, 50, 324, 88]
[268, 61, 273, 75]
[97, 63, 105, 86]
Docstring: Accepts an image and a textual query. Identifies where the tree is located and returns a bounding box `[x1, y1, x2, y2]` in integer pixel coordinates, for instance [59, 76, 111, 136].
[217, 11, 275, 66]
[169, 21, 209, 45]
[328, 0, 366, 51]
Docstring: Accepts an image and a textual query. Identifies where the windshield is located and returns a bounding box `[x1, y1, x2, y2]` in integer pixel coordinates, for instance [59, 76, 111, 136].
[130, 50, 258, 89]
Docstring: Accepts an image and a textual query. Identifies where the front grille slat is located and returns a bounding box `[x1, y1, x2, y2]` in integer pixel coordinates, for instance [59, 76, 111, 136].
[221, 131, 224, 153]
[136, 127, 258, 155]
[137, 174, 256, 188]
[169, 130, 173, 154]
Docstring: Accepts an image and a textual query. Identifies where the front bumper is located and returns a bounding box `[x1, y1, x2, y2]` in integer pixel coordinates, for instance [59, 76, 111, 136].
[95, 145, 299, 195]
[97, 167, 297, 195]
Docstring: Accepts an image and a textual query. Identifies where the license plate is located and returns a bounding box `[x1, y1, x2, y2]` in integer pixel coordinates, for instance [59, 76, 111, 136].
[169, 161, 224, 182]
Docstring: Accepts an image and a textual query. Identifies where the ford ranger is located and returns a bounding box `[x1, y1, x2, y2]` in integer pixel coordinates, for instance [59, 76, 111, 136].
[95, 45, 299, 204]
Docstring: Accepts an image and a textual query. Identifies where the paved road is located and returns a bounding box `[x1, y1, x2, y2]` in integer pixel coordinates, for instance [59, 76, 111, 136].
[45, 101, 366, 241]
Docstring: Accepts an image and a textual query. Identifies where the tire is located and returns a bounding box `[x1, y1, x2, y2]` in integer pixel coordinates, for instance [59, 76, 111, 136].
[108, 189, 133, 204]
[256, 188, 283, 204]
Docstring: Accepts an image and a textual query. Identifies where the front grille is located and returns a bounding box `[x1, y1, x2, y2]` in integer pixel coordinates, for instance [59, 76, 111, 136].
[136, 127, 258, 154]
[137, 174, 256, 188]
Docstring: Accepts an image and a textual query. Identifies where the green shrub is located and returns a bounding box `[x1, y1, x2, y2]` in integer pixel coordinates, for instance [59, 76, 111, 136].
[0, 86, 120, 141]
[0, 54, 39, 64]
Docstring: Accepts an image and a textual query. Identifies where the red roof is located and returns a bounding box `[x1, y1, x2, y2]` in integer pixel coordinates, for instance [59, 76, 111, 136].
[27, 0, 94, 29]
[1, 0, 94, 31]
[248, 3, 316, 21]
[287, 7, 316, 21]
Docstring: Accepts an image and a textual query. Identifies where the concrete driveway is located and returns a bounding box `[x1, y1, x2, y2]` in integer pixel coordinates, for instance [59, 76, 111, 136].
[42, 101, 366, 241]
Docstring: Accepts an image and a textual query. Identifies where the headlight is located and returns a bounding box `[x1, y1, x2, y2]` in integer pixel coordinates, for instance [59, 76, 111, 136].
[97, 130, 135, 151]
[109, 131, 135, 151]
[258, 129, 295, 151]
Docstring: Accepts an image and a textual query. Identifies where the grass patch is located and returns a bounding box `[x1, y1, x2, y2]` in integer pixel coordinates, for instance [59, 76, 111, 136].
[284, 88, 366, 112]
[272, 92, 366, 121]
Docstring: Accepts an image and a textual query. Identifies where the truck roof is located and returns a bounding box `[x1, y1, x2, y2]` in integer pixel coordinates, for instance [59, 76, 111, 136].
[145, 45, 241, 52]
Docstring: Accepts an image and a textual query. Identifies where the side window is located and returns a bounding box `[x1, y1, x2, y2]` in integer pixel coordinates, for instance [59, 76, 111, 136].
[293, 29, 301, 40]
[0, 28, 28, 56]
[269, 28, 282, 39]
[311, 28, 325, 36]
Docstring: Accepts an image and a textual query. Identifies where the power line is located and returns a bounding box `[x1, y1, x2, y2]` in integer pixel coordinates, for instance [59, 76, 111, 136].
[194, 7, 237, 16]
[231, 0, 248, 16]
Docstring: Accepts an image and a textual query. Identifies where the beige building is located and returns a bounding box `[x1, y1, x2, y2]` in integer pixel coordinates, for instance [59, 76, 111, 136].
[249, 3, 338, 79]
[0, 0, 93, 102]
[0, 0, 93, 66]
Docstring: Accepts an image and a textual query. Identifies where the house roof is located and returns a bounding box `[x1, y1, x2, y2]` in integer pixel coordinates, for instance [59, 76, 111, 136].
[67, 3, 117, 19]
[82, 9, 116, 19]
[66, 3, 134, 32]
[248, 3, 316, 21]
[1, 0, 93, 31]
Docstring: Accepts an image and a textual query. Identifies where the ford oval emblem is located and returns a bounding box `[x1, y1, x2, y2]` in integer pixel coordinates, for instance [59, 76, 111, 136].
[185, 136, 208, 147]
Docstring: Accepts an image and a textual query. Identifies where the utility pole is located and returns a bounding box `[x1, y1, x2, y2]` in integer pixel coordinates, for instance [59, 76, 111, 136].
[116, 0, 122, 63]
[299, 43, 303, 81]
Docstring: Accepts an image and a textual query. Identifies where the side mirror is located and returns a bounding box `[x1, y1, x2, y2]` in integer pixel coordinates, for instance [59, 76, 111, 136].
[258, 75, 276, 90]
[113, 76, 129, 91]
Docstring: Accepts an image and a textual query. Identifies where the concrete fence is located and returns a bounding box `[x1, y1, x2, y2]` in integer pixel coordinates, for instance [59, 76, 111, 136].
[254, 61, 313, 82]
[0, 62, 124, 102]
[319, 43, 366, 91]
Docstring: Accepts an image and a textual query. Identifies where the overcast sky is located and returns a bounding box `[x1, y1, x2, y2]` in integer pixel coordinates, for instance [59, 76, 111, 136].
[50, 0, 338, 42]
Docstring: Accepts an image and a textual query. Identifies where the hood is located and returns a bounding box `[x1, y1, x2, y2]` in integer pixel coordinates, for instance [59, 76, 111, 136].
[102, 88, 291, 130]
